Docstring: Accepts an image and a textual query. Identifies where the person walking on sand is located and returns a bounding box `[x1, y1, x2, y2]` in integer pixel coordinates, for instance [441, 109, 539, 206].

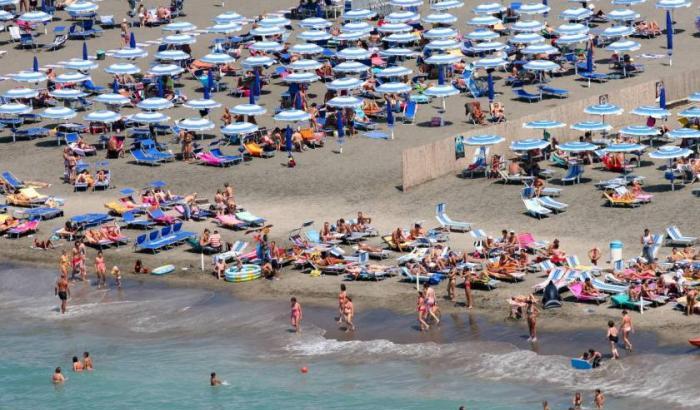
[607, 320, 620, 359]
[52, 367, 65, 384]
[463, 270, 473, 309]
[343, 296, 355, 332]
[55, 274, 70, 314]
[290, 297, 302, 333]
[594, 389, 605, 409]
[641, 228, 654, 263]
[94, 251, 106, 289]
[337, 284, 347, 324]
[620, 310, 633, 351]
[526, 298, 539, 342]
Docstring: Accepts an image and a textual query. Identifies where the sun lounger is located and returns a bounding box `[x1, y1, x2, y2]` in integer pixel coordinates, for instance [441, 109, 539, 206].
[435, 203, 471, 232]
[513, 88, 542, 102]
[518, 233, 548, 252]
[134, 223, 195, 254]
[611, 293, 653, 311]
[235, 211, 265, 226]
[1, 171, 25, 191]
[244, 142, 275, 158]
[122, 210, 156, 229]
[499, 170, 534, 185]
[603, 192, 640, 208]
[71, 213, 113, 229]
[213, 241, 249, 262]
[538, 85, 569, 98]
[215, 214, 248, 230]
[536, 196, 568, 213]
[397, 247, 428, 265]
[15, 207, 63, 220]
[523, 198, 552, 219]
[533, 267, 567, 292]
[568, 282, 609, 304]
[132, 149, 162, 166]
[561, 163, 584, 185]
[579, 71, 609, 85]
[196, 151, 234, 167]
[148, 208, 177, 225]
[666, 226, 696, 246]
[5, 187, 49, 207]
[210, 148, 243, 164]
[6, 219, 39, 238]
[399, 267, 443, 285]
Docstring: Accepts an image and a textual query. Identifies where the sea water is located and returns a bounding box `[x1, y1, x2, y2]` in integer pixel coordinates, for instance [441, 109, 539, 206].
[0, 266, 696, 409]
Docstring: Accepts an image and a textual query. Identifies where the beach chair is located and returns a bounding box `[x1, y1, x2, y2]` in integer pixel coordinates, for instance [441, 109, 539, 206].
[43, 32, 67, 51]
[523, 198, 552, 219]
[665, 226, 696, 246]
[122, 210, 155, 229]
[518, 233, 548, 252]
[210, 148, 243, 165]
[579, 71, 609, 87]
[498, 170, 533, 185]
[538, 85, 569, 99]
[16, 207, 64, 220]
[7, 219, 39, 238]
[213, 241, 249, 263]
[148, 208, 177, 225]
[536, 196, 568, 213]
[131, 149, 161, 166]
[1, 171, 25, 191]
[235, 211, 265, 226]
[561, 163, 584, 185]
[399, 267, 442, 285]
[513, 88, 541, 102]
[19, 33, 35, 49]
[93, 162, 111, 190]
[435, 203, 471, 232]
[578, 271, 628, 294]
[215, 214, 248, 230]
[533, 267, 567, 292]
[603, 192, 640, 208]
[611, 293, 653, 311]
[5, 187, 49, 207]
[402, 100, 417, 123]
[568, 282, 609, 304]
[463, 147, 489, 178]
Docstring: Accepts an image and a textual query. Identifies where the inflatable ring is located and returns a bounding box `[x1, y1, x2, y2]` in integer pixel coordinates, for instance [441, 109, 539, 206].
[224, 264, 263, 283]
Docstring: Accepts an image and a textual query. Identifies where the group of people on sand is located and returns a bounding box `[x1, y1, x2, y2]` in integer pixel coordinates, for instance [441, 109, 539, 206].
[52, 352, 93, 384]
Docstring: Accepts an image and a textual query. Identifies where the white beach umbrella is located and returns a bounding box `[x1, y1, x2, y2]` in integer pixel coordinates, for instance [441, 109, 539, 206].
[297, 30, 332, 42]
[50, 89, 88, 99]
[333, 61, 370, 73]
[231, 104, 267, 116]
[385, 11, 420, 23]
[2, 88, 38, 100]
[289, 43, 323, 55]
[327, 77, 363, 91]
[344, 9, 376, 21]
[0, 103, 32, 115]
[84, 110, 121, 123]
[287, 59, 323, 71]
[423, 27, 458, 39]
[148, 64, 185, 76]
[155, 50, 190, 61]
[105, 63, 141, 75]
[137, 97, 174, 111]
[177, 117, 215, 131]
[41, 107, 77, 120]
[221, 122, 258, 135]
[163, 34, 196, 45]
[62, 59, 98, 71]
[200, 53, 235, 65]
[11, 71, 47, 83]
[113, 47, 148, 59]
[54, 72, 90, 84]
[162, 21, 197, 32]
[129, 111, 170, 123]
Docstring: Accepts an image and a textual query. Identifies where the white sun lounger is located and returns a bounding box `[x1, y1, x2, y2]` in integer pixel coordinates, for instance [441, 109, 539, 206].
[536, 196, 568, 212]
[666, 226, 696, 246]
[523, 198, 552, 219]
[435, 203, 471, 232]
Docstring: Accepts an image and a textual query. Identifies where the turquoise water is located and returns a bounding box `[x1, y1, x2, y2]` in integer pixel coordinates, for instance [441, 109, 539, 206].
[0, 266, 695, 409]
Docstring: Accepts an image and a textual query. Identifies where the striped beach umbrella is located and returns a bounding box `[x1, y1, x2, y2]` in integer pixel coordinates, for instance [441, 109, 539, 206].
[137, 97, 174, 111]
[523, 60, 560, 71]
[214, 11, 245, 24]
[431, 0, 464, 10]
[54, 72, 90, 83]
[62, 59, 98, 71]
[287, 59, 323, 71]
[250, 26, 284, 37]
[465, 29, 499, 41]
[556, 141, 598, 152]
[2, 88, 38, 99]
[41, 107, 77, 120]
[376, 66, 413, 77]
[184, 98, 222, 110]
[297, 30, 331, 42]
[559, 8, 592, 21]
[65, 1, 99, 15]
[327, 77, 363, 91]
[512, 20, 545, 32]
[0, 103, 32, 115]
[163, 34, 196, 45]
[113, 47, 148, 59]
[389, 0, 423, 7]
[162, 21, 197, 32]
[93, 93, 130, 106]
[557, 33, 589, 45]
[600, 26, 635, 38]
[129, 112, 170, 123]
[344, 9, 376, 21]
[423, 13, 458, 25]
[648, 146, 692, 159]
[333, 61, 369, 73]
[510, 33, 546, 44]
[510, 138, 549, 151]
[337, 47, 372, 60]
[336, 31, 370, 41]
[381, 47, 419, 57]
[148, 64, 184, 76]
[18, 11, 52, 23]
[12, 71, 47, 83]
[285, 72, 320, 83]
[104, 63, 141, 75]
[84, 110, 121, 123]
[230, 104, 266, 116]
[378, 23, 413, 33]
[473, 57, 508, 69]
[299, 17, 332, 29]
[603, 143, 646, 153]
[631, 106, 670, 118]
[385, 11, 420, 23]
[522, 44, 559, 55]
[250, 41, 283, 52]
[473, 41, 507, 52]
[274, 109, 311, 122]
[585, 103, 623, 116]
[242, 56, 275, 68]
[472, 3, 505, 15]
[200, 53, 235, 65]
[612, 0, 645, 5]
[687, 92, 700, 102]
[327, 96, 364, 108]
[620, 125, 659, 137]
[517, 3, 550, 15]
[384, 32, 417, 43]
[667, 128, 700, 140]
[289, 43, 323, 55]
[523, 120, 566, 129]
[50, 89, 88, 99]
[376, 82, 412, 94]
[570, 121, 613, 132]
[177, 117, 215, 131]
[656, 0, 692, 9]
[555, 23, 589, 36]
[677, 107, 700, 118]
[221, 122, 258, 135]
[207, 22, 242, 34]
[467, 15, 500, 26]
[463, 135, 505, 146]
[425, 53, 462, 64]
[0, 11, 14, 21]
[425, 39, 461, 51]
[155, 50, 190, 61]
[608, 9, 640, 22]
[259, 16, 290, 27]
[342, 21, 372, 32]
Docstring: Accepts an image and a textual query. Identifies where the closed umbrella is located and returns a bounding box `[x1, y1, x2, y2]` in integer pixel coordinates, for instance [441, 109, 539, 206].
[82, 41, 88, 61]
[129, 32, 136, 48]
[33, 56, 39, 72]
[659, 85, 667, 109]
[387, 102, 395, 140]
[285, 126, 293, 153]
[487, 71, 494, 102]
[254, 69, 261, 97]
[666, 10, 673, 66]
[336, 109, 345, 153]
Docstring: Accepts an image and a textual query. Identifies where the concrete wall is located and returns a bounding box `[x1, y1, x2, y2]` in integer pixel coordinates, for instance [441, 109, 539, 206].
[402, 68, 700, 190]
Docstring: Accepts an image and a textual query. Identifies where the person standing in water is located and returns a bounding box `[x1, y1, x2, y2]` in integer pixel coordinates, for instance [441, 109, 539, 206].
[417, 291, 429, 331]
[526, 298, 539, 342]
[463, 270, 473, 309]
[111, 266, 122, 288]
[82, 352, 93, 370]
[594, 389, 605, 409]
[423, 283, 440, 325]
[72, 356, 83, 372]
[55, 274, 70, 314]
[52, 367, 65, 384]
[343, 296, 355, 332]
[337, 284, 347, 324]
[620, 310, 633, 351]
[572, 392, 583, 409]
[290, 297, 302, 333]
[210, 372, 222, 386]
[94, 251, 106, 289]
[607, 320, 620, 359]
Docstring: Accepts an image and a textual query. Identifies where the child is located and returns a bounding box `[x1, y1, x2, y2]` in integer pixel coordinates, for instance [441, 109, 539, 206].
[111, 266, 122, 288]
[287, 153, 296, 168]
[214, 257, 226, 280]
[134, 259, 150, 274]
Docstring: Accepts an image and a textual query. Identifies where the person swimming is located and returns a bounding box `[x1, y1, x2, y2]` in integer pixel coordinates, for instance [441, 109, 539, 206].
[210, 372, 222, 386]
[72, 356, 83, 372]
[82, 352, 93, 371]
[52, 367, 65, 384]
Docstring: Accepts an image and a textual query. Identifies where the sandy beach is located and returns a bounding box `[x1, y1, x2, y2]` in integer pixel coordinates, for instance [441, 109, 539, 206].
[1, 0, 699, 352]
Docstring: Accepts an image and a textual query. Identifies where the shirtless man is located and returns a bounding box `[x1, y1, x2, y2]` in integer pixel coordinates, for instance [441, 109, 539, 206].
[52, 367, 65, 384]
[620, 310, 633, 351]
[594, 389, 605, 409]
[55, 274, 70, 314]
[82, 352, 93, 370]
[210, 372, 222, 386]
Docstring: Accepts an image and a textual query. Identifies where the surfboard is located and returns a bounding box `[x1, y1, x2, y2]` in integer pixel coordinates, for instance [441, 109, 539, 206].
[571, 358, 592, 370]
[689, 338, 700, 348]
[151, 264, 175, 276]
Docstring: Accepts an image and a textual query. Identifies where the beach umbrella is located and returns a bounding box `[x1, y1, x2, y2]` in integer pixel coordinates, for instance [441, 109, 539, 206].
[387, 102, 395, 140]
[0, 10, 13, 21]
[666, 10, 673, 66]
[424, 84, 459, 126]
[299, 17, 332, 29]
[465, 29, 499, 41]
[512, 20, 545, 32]
[381, 48, 419, 57]
[523, 120, 567, 140]
[649, 145, 692, 159]
[656, 0, 692, 9]
[524, 60, 560, 98]
[473, 41, 507, 52]
[517, 3, 550, 15]
[667, 128, 700, 140]
[585, 103, 623, 117]
[431, 0, 464, 10]
[473, 57, 508, 69]
[464, 135, 505, 146]
[289, 43, 323, 55]
[113, 47, 148, 59]
[605, 40, 641, 77]
[620, 125, 660, 140]
[559, 7, 592, 21]
[129, 112, 170, 124]
[148, 64, 184, 76]
[287, 59, 323, 71]
[377, 66, 413, 78]
[94, 93, 130, 106]
[509, 33, 545, 44]
[54, 72, 90, 84]
[473, 3, 505, 15]
[467, 15, 500, 26]
[556, 141, 598, 152]
[162, 21, 197, 32]
[344, 9, 376, 21]
[11, 70, 47, 83]
[207, 22, 242, 34]
[285, 72, 320, 83]
[155, 50, 190, 61]
[422, 13, 458, 25]
[137, 97, 174, 111]
[336, 47, 372, 60]
[200, 53, 235, 65]
[32, 56, 39, 72]
[555, 23, 588, 36]
[510, 138, 549, 151]
[389, 0, 423, 7]
[231, 104, 267, 116]
[384, 32, 418, 44]
[570, 121, 613, 132]
[259, 15, 290, 27]
[65, 1, 98, 15]
[82, 41, 88, 61]
[250, 26, 285, 37]
[221, 122, 258, 135]
[335, 31, 370, 41]
[557, 33, 589, 45]
[163, 34, 196, 46]
[659, 85, 667, 109]
[678, 107, 700, 118]
[425, 53, 462, 65]
[184, 97, 222, 111]
[274, 109, 311, 122]
[688, 92, 700, 102]
[376, 82, 412, 94]
[600, 26, 636, 38]
[426, 39, 461, 51]
[612, 0, 645, 4]
[522, 44, 559, 55]
[241, 56, 275, 68]
[41, 107, 77, 120]
[0, 103, 32, 115]
[84, 110, 121, 124]
[333, 61, 369, 73]
[129, 32, 136, 48]
[50, 89, 87, 99]
[327, 77, 363, 91]
[327, 96, 364, 108]
[385, 11, 420, 23]
[608, 9, 640, 22]
[18, 11, 52, 23]
[105, 63, 140, 75]
[250, 41, 283, 53]
[62, 59, 98, 71]
[603, 143, 646, 152]
[2, 88, 38, 100]
[342, 21, 373, 33]
[177, 117, 215, 132]
[214, 11, 245, 24]
[631, 106, 670, 118]
[378, 23, 413, 33]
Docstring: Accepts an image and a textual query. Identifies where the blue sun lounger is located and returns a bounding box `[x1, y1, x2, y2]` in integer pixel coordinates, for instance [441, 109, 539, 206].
[579, 71, 609, 85]
[17, 206, 64, 220]
[134, 223, 195, 253]
[561, 163, 584, 185]
[210, 148, 243, 164]
[513, 88, 542, 102]
[536, 196, 568, 213]
[538, 85, 569, 98]
[122, 210, 156, 229]
[1, 171, 24, 191]
[132, 149, 162, 166]
[70, 213, 113, 228]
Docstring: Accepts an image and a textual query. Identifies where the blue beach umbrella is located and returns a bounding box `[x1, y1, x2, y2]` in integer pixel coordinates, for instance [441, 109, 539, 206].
[2, 88, 39, 100]
[523, 120, 566, 130]
[666, 10, 673, 65]
[463, 135, 505, 146]
[620, 125, 659, 138]
[95, 93, 130, 107]
[326, 96, 363, 108]
[659, 86, 666, 109]
[129, 32, 136, 48]
[376, 82, 412, 94]
[487, 71, 494, 102]
[285, 126, 293, 153]
[137, 97, 173, 111]
[82, 42, 88, 60]
[556, 141, 598, 152]
[33, 56, 39, 72]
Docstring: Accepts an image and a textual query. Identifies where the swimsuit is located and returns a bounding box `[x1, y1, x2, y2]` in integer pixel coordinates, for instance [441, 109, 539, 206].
[609, 334, 619, 343]
[58, 291, 67, 301]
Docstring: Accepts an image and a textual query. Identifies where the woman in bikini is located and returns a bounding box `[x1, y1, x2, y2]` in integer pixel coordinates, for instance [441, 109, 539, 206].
[423, 283, 440, 325]
[417, 291, 429, 331]
[94, 251, 106, 289]
[343, 297, 355, 332]
[59, 250, 70, 277]
[607, 320, 620, 359]
[526, 299, 539, 342]
[337, 284, 347, 324]
[620, 310, 633, 351]
[290, 297, 302, 333]
[447, 268, 457, 302]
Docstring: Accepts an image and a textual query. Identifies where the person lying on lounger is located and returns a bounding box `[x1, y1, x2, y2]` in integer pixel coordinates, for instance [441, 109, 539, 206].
[0, 216, 19, 234]
[357, 243, 383, 254]
[408, 223, 425, 240]
[391, 227, 407, 251]
[582, 278, 601, 297]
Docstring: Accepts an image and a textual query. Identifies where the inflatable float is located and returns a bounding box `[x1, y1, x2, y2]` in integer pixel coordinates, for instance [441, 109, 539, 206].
[542, 280, 562, 309]
[224, 264, 262, 283]
[151, 264, 175, 276]
[571, 358, 592, 370]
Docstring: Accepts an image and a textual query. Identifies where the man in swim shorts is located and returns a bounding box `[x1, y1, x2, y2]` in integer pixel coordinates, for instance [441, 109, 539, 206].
[55, 274, 70, 314]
